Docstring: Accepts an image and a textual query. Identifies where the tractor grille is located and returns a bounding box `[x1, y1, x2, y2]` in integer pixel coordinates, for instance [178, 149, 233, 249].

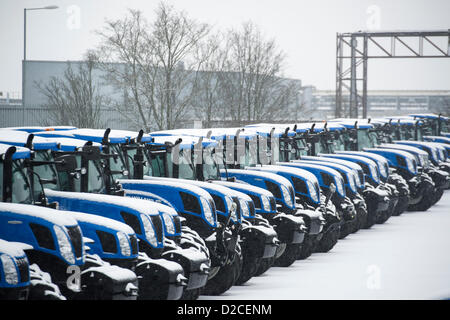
[249, 194, 261, 209]
[173, 215, 182, 234]
[66, 226, 83, 258]
[129, 234, 138, 255]
[150, 215, 164, 244]
[16, 257, 30, 283]
[269, 197, 277, 211]
[248, 201, 256, 218]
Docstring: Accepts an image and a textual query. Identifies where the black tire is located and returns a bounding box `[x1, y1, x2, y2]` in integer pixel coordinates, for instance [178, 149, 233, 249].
[431, 188, 444, 205]
[200, 243, 242, 296]
[393, 196, 409, 216]
[315, 226, 340, 253]
[297, 234, 318, 260]
[181, 288, 201, 300]
[274, 244, 302, 267]
[234, 256, 261, 285]
[27, 264, 66, 300]
[407, 184, 435, 212]
[354, 206, 368, 232]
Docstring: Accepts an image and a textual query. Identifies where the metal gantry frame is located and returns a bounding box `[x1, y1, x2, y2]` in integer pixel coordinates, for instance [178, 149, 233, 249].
[335, 30, 450, 118]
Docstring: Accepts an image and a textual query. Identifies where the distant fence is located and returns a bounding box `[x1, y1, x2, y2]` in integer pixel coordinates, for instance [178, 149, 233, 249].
[0, 105, 134, 130]
[0, 105, 202, 130]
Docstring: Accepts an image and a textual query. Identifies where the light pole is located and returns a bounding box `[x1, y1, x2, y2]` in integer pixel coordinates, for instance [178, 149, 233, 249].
[22, 5, 58, 110]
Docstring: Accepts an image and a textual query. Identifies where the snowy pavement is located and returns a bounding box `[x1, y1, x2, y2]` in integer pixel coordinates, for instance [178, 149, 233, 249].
[200, 190, 450, 300]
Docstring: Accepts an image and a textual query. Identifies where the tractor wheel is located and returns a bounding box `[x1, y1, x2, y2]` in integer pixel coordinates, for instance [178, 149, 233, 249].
[315, 226, 340, 253]
[200, 244, 242, 296]
[274, 243, 302, 267]
[27, 264, 66, 300]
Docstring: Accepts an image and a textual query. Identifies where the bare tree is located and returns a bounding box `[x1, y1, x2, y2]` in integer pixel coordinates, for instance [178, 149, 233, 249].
[218, 22, 302, 124]
[95, 3, 211, 131]
[35, 53, 107, 128]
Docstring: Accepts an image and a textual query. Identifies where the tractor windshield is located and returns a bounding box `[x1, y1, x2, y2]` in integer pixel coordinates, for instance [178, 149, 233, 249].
[144, 148, 167, 177]
[294, 137, 309, 156]
[332, 132, 347, 152]
[32, 150, 59, 198]
[357, 129, 377, 150]
[176, 148, 195, 180]
[12, 159, 33, 204]
[202, 146, 220, 180]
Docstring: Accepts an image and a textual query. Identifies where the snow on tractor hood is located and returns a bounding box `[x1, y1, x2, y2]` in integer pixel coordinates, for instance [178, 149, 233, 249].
[0, 129, 59, 151]
[0, 239, 30, 258]
[394, 140, 445, 164]
[44, 189, 160, 218]
[378, 143, 430, 168]
[246, 165, 321, 205]
[61, 210, 135, 236]
[277, 161, 346, 198]
[363, 148, 418, 176]
[33, 135, 103, 152]
[117, 178, 218, 228]
[0, 202, 78, 228]
[292, 159, 360, 194]
[219, 168, 297, 210]
[334, 150, 390, 181]
[143, 176, 243, 222]
[298, 156, 366, 189]
[317, 153, 381, 185]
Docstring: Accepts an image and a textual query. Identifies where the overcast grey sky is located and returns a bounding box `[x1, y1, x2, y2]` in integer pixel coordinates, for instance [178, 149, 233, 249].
[1, 0, 449, 95]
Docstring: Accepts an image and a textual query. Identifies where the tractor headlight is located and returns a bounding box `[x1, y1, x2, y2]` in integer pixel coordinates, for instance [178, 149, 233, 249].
[349, 174, 357, 193]
[438, 149, 445, 161]
[378, 162, 387, 178]
[141, 214, 158, 247]
[200, 197, 215, 226]
[431, 148, 438, 162]
[225, 196, 238, 222]
[239, 198, 250, 218]
[405, 157, 415, 174]
[369, 164, 379, 183]
[280, 185, 293, 207]
[0, 254, 19, 285]
[117, 232, 131, 256]
[261, 195, 272, 212]
[161, 212, 176, 235]
[335, 177, 345, 196]
[54, 226, 76, 264]
[307, 180, 319, 203]
[421, 154, 430, 168]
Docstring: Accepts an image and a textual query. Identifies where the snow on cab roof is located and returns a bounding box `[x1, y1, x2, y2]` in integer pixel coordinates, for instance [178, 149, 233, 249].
[0, 202, 78, 227]
[243, 125, 296, 137]
[328, 119, 374, 129]
[44, 189, 160, 217]
[409, 113, 449, 120]
[0, 129, 59, 151]
[35, 128, 148, 144]
[151, 134, 217, 149]
[3, 126, 77, 133]
[0, 143, 31, 160]
[33, 136, 103, 152]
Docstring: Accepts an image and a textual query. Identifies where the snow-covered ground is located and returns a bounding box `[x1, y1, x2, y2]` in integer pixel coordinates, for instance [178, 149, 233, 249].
[201, 190, 450, 300]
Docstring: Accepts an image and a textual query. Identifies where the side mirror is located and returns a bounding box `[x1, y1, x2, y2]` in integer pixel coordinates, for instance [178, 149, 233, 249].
[82, 145, 101, 161]
[54, 155, 78, 173]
